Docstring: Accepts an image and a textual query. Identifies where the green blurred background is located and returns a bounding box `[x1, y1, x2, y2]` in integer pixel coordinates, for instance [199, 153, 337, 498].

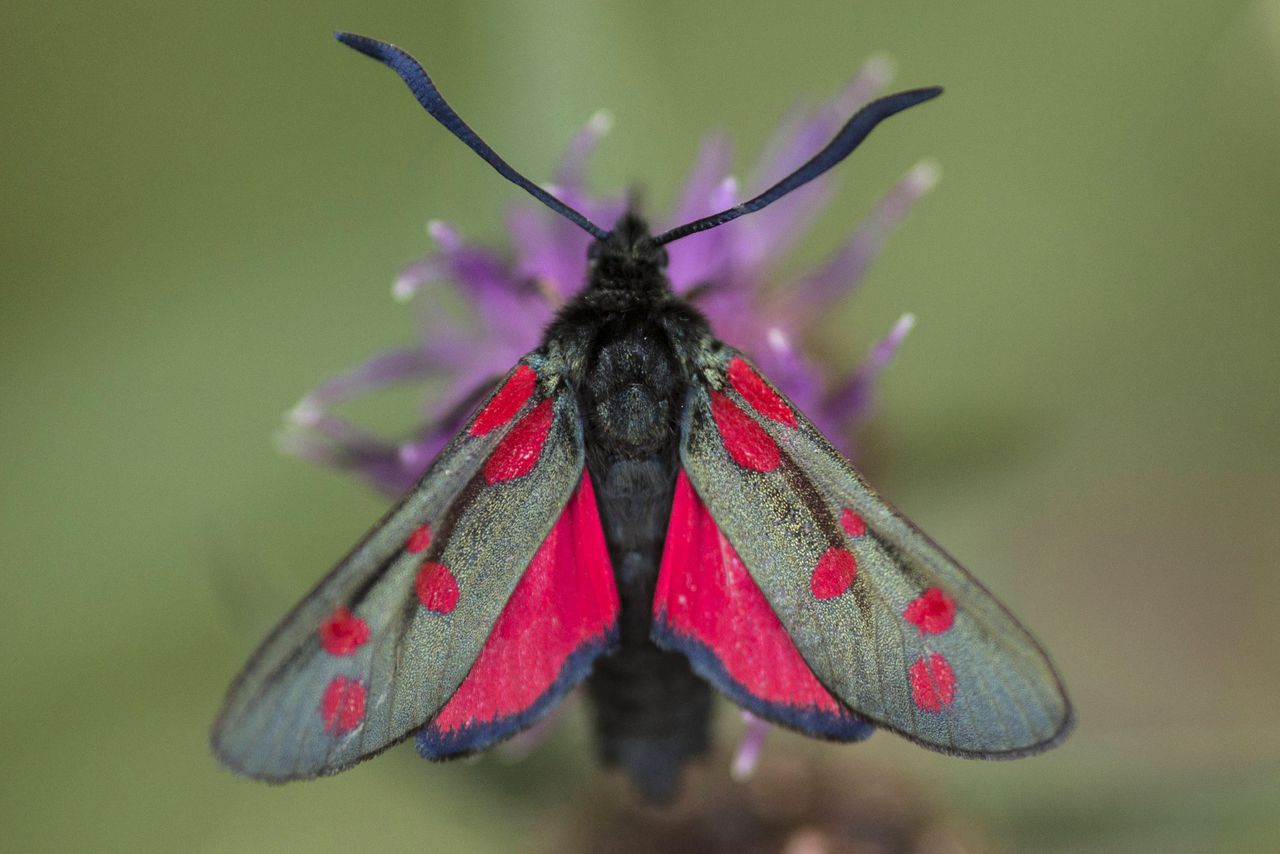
[4, 1, 1279, 851]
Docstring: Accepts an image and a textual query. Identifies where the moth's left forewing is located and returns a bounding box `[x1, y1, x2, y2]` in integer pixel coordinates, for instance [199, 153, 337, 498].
[213, 357, 605, 780]
[679, 348, 1073, 757]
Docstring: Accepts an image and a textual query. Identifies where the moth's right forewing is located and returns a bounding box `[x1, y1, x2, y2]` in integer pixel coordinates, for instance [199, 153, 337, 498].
[212, 357, 584, 780]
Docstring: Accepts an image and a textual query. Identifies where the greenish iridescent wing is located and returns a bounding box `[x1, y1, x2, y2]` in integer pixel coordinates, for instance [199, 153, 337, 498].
[212, 355, 618, 780]
[676, 348, 1072, 757]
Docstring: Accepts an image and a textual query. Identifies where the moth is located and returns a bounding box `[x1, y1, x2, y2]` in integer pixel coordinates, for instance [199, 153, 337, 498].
[212, 32, 1073, 802]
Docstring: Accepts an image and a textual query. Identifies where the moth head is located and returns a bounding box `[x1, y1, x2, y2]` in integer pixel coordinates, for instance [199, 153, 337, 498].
[587, 212, 669, 286]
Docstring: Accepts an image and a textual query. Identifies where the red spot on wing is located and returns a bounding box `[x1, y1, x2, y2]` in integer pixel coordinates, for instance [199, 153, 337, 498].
[904, 587, 956, 635]
[406, 523, 432, 554]
[654, 471, 844, 714]
[470, 364, 537, 436]
[428, 472, 618, 736]
[483, 398, 555, 484]
[416, 561, 459, 614]
[728, 357, 797, 427]
[320, 676, 366, 734]
[318, 607, 369, 656]
[909, 653, 956, 713]
[840, 508, 867, 538]
[810, 547, 858, 600]
[710, 391, 780, 472]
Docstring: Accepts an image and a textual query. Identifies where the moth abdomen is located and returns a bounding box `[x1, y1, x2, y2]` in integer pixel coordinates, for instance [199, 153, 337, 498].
[586, 639, 713, 804]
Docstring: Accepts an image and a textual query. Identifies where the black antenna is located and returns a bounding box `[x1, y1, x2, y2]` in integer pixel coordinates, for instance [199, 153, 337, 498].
[654, 87, 943, 246]
[336, 32, 608, 240]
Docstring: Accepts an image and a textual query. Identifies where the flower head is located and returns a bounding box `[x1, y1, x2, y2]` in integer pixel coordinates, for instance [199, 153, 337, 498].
[281, 57, 936, 495]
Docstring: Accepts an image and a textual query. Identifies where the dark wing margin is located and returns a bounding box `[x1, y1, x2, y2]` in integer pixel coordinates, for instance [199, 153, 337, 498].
[212, 354, 617, 780]
[674, 348, 1073, 757]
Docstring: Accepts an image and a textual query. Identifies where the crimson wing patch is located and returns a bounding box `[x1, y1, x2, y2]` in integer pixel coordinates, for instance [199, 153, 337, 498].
[653, 471, 873, 740]
[673, 351, 1073, 758]
[418, 472, 617, 757]
[212, 356, 617, 780]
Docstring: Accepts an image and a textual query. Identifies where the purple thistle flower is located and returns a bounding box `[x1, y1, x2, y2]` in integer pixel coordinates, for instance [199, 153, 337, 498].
[279, 57, 937, 775]
[281, 57, 935, 496]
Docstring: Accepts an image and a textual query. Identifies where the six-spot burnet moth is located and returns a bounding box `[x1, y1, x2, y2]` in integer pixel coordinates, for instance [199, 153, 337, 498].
[211, 32, 1073, 802]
